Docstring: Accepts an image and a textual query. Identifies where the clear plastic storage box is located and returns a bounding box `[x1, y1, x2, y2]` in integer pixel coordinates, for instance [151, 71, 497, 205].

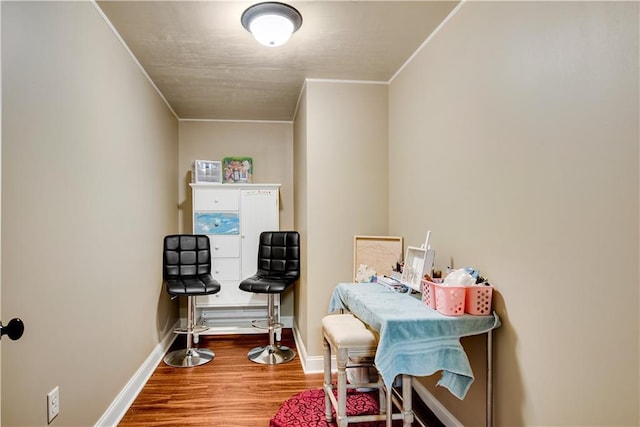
[193, 160, 222, 183]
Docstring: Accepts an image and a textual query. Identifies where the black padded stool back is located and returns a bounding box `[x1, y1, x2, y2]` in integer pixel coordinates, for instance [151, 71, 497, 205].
[241, 231, 300, 294]
[163, 235, 219, 296]
[162, 234, 220, 367]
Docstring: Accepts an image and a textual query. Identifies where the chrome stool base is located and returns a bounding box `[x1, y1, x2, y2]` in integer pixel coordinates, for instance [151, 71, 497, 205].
[164, 348, 215, 368]
[247, 344, 295, 365]
[164, 295, 214, 368]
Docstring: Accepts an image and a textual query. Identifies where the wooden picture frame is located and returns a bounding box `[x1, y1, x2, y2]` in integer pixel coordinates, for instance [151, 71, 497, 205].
[353, 236, 404, 281]
[400, 246, 435, 292]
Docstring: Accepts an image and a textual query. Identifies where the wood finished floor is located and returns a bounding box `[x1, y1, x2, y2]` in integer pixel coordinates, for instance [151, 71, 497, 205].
[119, 329, 324, 426]
[119, 329, 444, 427]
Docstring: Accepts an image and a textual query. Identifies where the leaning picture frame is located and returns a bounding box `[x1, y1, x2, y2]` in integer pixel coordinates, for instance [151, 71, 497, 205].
[353, 235, 404, 281]
[400, 246, 435, 292]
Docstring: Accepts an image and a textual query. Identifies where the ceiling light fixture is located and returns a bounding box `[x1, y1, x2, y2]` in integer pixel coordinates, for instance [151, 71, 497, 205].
[241, 2, 303, 47]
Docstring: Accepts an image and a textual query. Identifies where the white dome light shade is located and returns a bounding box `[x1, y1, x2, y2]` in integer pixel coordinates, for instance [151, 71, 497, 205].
[250, 14, 294, 47]
[241, 2, 303, 48]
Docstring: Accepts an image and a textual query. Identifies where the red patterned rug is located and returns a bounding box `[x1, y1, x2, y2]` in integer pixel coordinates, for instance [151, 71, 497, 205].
[270, 388, 401, 427]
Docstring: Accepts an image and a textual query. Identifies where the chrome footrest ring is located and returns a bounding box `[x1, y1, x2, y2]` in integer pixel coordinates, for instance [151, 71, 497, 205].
[173, 325, 209, 335]
[251, 319, 283, 329]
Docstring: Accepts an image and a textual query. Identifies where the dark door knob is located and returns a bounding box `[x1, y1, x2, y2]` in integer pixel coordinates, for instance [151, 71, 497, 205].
[0, 318, 24, 341]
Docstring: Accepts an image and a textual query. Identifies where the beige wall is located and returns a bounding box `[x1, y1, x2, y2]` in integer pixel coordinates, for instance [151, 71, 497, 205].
[293, 89, 309, 344]
[1, 2, 178, 426]
[295, 80, 389, 356]
[178, 120, 295, 315]
[389, 1, 639, 425]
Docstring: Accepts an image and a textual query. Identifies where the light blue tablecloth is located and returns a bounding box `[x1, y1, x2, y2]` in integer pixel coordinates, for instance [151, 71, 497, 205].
[328, 282, 501, 399]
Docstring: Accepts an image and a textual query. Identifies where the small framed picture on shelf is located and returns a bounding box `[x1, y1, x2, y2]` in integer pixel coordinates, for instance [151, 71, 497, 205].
[193, 160, 222, 183]
[223, 157, 253, 183]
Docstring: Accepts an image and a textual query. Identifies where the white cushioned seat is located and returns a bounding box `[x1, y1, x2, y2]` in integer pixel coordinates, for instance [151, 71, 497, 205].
[322, 313, 378, 350]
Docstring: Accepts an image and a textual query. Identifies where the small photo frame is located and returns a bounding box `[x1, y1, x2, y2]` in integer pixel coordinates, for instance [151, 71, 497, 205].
[223, 157, 253, 183]
[193, 160, 222, 183]
[400, 246, 435, 292]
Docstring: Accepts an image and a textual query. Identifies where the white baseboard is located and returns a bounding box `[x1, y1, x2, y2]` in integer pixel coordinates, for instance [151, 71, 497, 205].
[94, 322, 178, 427]
[292, 321, 325, 374]
[281, 315, 293, 328]
[412, 381, 463, 427]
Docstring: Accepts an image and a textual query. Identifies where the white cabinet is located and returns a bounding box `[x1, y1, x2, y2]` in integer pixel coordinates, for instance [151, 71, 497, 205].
[190, 183, 280, 333]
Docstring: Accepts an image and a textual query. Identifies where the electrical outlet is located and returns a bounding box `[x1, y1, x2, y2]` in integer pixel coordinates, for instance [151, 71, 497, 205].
[47, 386, 59, 424]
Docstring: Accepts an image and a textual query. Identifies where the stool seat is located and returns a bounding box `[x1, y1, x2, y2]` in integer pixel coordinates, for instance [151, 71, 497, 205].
[322, 313, 378, 350]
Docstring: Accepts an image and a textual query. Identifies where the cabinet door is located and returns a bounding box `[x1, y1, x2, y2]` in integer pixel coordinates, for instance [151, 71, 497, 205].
[240, 189, 279, 279]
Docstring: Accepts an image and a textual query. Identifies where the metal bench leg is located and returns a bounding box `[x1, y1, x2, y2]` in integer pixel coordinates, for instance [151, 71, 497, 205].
[386, 383, 393, 427]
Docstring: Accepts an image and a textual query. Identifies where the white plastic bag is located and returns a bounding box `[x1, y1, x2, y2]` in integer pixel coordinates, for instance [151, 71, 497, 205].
[443, 268, 476, 286]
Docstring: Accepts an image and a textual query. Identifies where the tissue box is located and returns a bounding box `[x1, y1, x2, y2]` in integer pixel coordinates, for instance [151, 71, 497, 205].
[434, 283, 466, 316]
[465, 285, 493, 315]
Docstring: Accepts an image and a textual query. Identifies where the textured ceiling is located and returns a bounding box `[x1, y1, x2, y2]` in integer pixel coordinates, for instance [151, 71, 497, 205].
[96, 1, 459, 121]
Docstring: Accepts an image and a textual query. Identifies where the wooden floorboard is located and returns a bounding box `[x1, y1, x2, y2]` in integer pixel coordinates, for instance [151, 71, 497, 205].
[119, 329, 324, 426]
[119, 329, 444, 426]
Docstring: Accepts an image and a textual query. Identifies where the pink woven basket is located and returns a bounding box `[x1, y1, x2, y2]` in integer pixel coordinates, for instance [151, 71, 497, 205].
[421, 280, 437, 309]
[434, 283, 466, 316]
[465, 285, 493, 315]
